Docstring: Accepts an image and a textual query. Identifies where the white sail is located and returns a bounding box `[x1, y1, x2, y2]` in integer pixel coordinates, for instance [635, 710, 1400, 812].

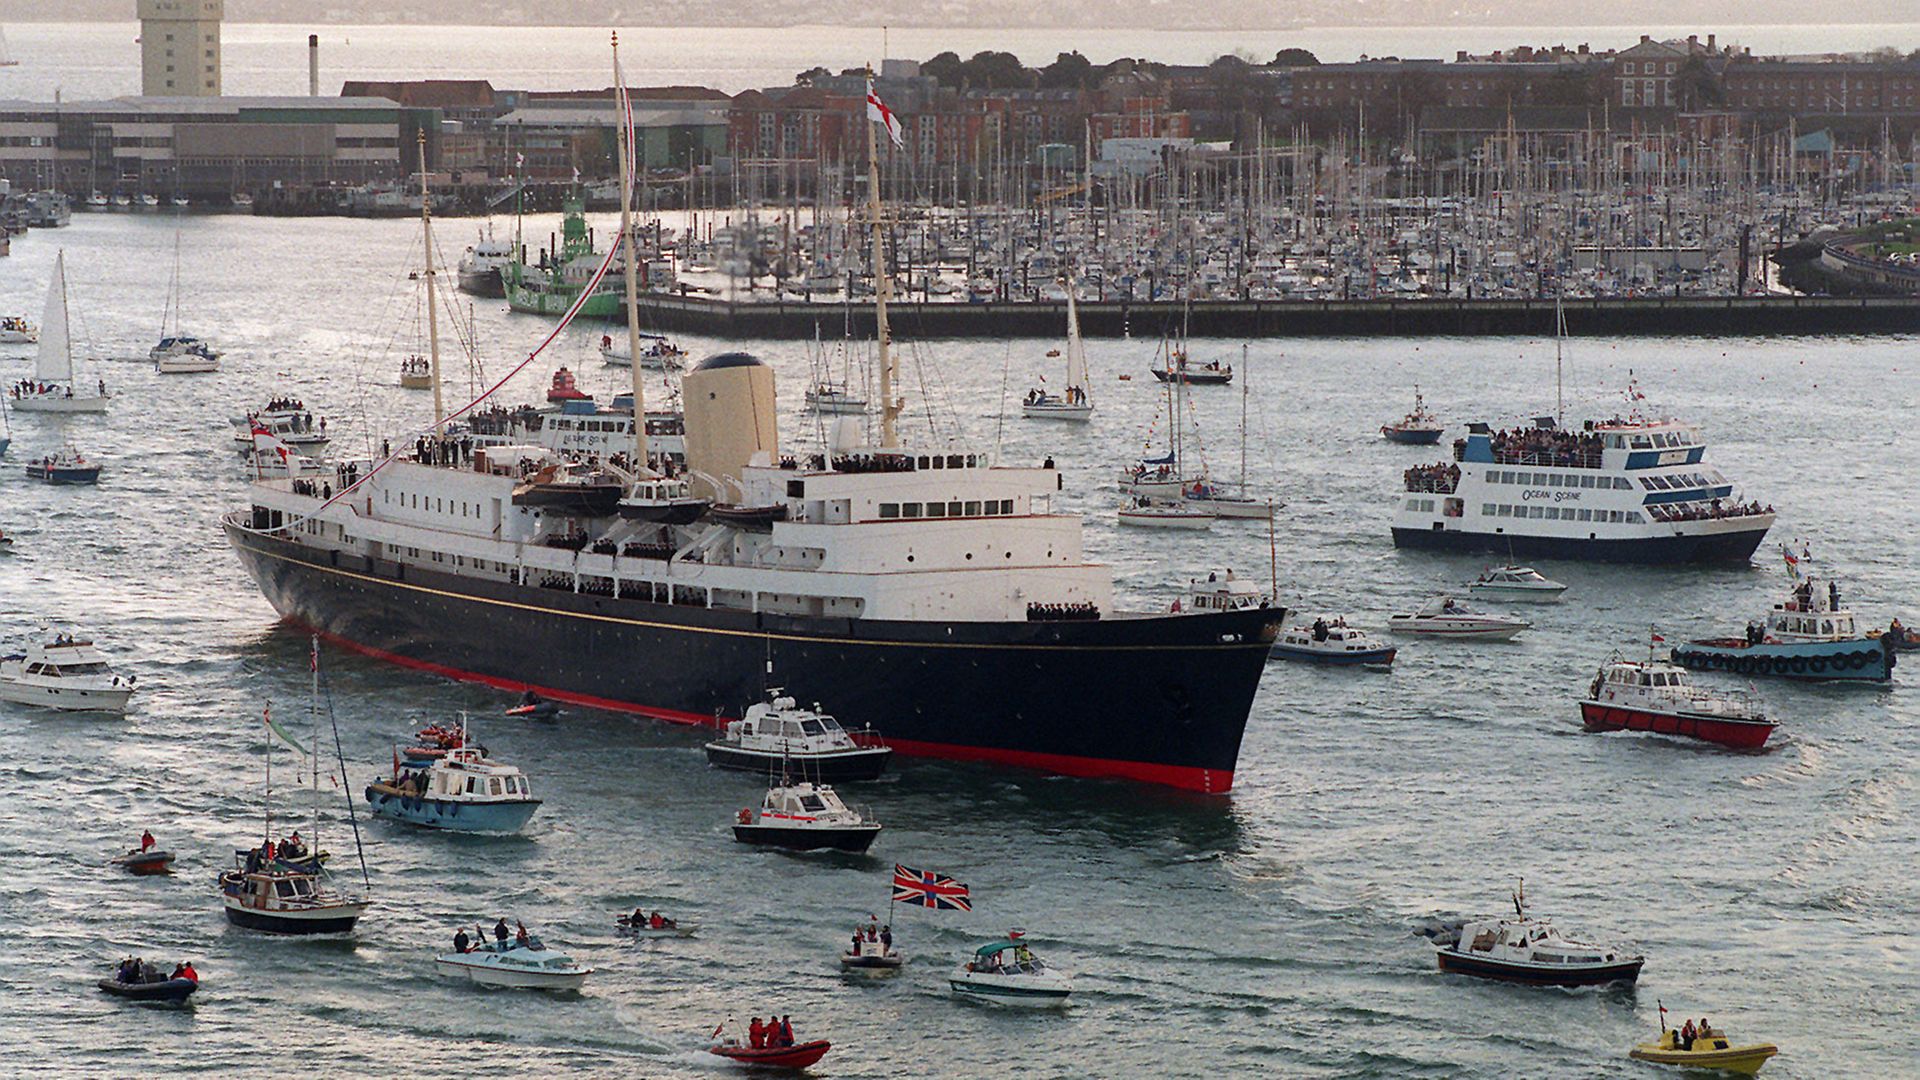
[36, 251, 71, 383]
[1064, 287, 1090, 404]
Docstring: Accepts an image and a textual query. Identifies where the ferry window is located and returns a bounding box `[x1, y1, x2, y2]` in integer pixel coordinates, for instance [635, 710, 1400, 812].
[1628, 512, 1643, 523]
[947, 455, 963, 469]
[1002, 500, 1015, 514]
[1528, 506, 1544, 519]
[1482, 504, 1495, 516]
[1580, 476, 1593, 488]
[1578, 509, 1593, 521]
[1532, 473, 1546, 486]
[965, 501, 981, 516]
[879, 503, 899, 519]
[930, 456, 943, 469]
[1497, 505, 1512, 517]
[948, 502, 964, 516]
[901, 503, 921, 518]
[1613, 478, 1629, 489]
[1545, 507, 1560, 519]
[917, 456, 929, 468]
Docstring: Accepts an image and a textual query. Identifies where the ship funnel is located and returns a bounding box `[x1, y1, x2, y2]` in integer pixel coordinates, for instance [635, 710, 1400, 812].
[683, 352, 777, 501]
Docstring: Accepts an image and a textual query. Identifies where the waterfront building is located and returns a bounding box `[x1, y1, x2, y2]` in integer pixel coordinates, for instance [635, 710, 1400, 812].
[138, 0, 222, 98]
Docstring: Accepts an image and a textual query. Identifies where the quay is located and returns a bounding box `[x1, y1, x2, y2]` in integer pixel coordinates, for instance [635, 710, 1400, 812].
[627, 293, 1920, 340]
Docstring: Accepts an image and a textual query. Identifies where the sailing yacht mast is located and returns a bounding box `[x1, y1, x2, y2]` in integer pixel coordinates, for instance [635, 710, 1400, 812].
[866, 68, 898, 448]
[1554, 290, 1566, 425]
[418, 132, 445, 428]
[613, 32, 652, 476]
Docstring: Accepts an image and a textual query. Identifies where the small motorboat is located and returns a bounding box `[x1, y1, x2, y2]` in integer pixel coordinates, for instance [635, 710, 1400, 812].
[26, 447, 103, 485]
[510, 462, 625, 517]
[1117, 498, 1215, 530]
[733, 781, 881, 853]
[504, 691, 560, 719]
[599, 333, 686, 371]
[950, 933, 1073, 1004]
[1388, 596, 1530, 641]
[150, 335, 220, 373]
[708, 1039, 832, 1070]
[110, 846, 175, 875]
[804, 384, 868, 414]
[1581, 657, 1776, 750]
[436, 932, 593, 991]
[1269, 618, 1396, 666]
[705, 690, 892, 782]
[1468, 565, 1568, 602]
[1630, 1024, 1778, 1075]
[0, 634, 137, 713]
[616, 475, 710, 525]
[0, 316, 38, 344]
[1150, 352, 1232, 385]
[1434, 882, 1644, 987]
[219, 852, 367, 935]
[616, 912, 698, 939]
[1380, 385, 1444, 444]
[398, 354, 432, 389]
[98, 960, 198, 1003]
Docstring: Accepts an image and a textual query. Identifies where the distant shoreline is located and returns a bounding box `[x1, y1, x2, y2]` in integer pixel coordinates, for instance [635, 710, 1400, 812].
[11, 18, 1918, 31]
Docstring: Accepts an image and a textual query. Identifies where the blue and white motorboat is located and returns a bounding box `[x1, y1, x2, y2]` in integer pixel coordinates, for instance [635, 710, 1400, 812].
[26, 446, 101, 484]
[950, 933, 1072, 1004]
[1270, 618, 1396, 666]
[1391, 386, 1774, 564]
[1672, 576, 1898, 683]
[366, 723, 541, 833]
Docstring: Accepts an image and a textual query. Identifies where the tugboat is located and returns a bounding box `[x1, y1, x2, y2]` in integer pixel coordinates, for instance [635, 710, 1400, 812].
[1434, 882, 1644, 987]
[26, 447, 102, 485]
[435, 923, 592, 990]
[1388, 596, 1530, 641]
[705, 690, 891, 782]
[1380, 386, 1444, 444]
[365, 719, 542, 833]
[732, 781, 881, 853]
[1630, 1017, 1778, 1075]
[1671, 575, 1897, 683]
[949, 932, 1073, 1004]
[1390, 383, 1774, 564]
[1581, 655, 1775, 750]
[98, 958, 198, 1003]
[1269, 617, 1396, 666]
[0, 634, 136, 712]
[1468, 565, 1568, 603]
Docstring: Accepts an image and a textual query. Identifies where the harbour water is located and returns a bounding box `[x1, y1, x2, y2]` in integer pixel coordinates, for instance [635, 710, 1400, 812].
[3, 21, 1918, 101]
[2, 212, 1918, 1077]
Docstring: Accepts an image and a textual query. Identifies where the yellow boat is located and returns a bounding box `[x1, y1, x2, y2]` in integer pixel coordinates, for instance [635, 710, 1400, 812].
[1630, 1028, 1778, 1075]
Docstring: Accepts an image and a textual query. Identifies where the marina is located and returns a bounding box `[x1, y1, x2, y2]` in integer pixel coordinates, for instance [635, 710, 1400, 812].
[1, 19, 1918, 1080]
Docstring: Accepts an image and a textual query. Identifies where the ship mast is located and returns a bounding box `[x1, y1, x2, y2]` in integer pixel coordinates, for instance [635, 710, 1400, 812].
[613, 32, 652, 476]
[866, 67, 898, 448]
[418, 131, 445, 429]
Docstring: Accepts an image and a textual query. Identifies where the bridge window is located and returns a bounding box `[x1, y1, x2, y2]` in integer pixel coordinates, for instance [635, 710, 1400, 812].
[879, 503, 899, 519]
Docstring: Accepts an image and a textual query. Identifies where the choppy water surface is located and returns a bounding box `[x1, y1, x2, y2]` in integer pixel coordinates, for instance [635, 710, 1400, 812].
[1, 214, 1916, 1078]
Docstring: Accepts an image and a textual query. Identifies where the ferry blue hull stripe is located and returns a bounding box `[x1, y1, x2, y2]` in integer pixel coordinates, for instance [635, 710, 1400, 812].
[1391, 525, 1769, 564]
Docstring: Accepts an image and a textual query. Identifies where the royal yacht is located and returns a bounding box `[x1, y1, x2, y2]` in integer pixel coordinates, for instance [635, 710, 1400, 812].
[1391, 396, 1774, 564]
[223, 87, 1282, 794]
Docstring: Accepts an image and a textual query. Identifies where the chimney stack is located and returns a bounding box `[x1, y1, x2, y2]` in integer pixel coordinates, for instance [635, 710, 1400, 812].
[308, 34, 319, 97]
[1708, 34, 1716, 52]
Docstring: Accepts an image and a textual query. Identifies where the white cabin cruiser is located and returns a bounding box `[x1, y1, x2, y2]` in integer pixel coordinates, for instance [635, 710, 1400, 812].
[1388, 596, 1531, 641]
[804, 384, 868, 414]
[151, 335, 219, 373]
[436, 933, 592, 990]
[0, 634, 137, 712]
[1270, 618, 1396, 666]
[1469, 565, 1568, 602]
[950, 934, 1073, 1003]
[1435, 886, 1644, 987]
[705, 690, 891, 781]
[0, 316, 37, 344]
[598, 332, 685, 370]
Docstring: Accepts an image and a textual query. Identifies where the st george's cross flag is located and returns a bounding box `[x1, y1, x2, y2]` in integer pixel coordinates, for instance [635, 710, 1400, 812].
[892, 865, 971, 910]
[866, 79, 904, 149]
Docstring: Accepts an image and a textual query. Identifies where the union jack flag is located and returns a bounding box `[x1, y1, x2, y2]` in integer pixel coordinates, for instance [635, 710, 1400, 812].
[892, 865, 970, 911]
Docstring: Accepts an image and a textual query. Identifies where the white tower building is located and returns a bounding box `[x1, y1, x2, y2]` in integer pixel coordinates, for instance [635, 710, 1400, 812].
[139, 0, 223, 97]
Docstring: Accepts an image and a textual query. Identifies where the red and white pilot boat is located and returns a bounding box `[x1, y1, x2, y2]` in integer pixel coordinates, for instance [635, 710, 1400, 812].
[1580, 656, 1776, 750]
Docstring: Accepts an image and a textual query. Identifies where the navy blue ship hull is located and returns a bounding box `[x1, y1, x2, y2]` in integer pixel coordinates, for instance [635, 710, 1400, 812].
[224, 522, 1282, 793]
[1671, 638, 1896, 682]
[221, 905, 362, 935]
[1391, 524, 1770, 565]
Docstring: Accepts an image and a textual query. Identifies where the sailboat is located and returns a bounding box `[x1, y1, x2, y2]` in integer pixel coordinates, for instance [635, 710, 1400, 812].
[217, 637, 371, 935]
[1181, 343, 1272, 520]
[151, 226, 220, 373]
[7, 252, 110, 413]
[1021, 281, 1093, 421]
[803, 323, 867, 414]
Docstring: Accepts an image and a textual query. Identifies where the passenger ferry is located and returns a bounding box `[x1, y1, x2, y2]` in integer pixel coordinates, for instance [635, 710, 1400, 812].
[1391, 402, 1774, 564]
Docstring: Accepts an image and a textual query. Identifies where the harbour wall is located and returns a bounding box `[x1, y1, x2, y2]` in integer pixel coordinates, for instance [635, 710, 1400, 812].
[625, 294, 1920, 340]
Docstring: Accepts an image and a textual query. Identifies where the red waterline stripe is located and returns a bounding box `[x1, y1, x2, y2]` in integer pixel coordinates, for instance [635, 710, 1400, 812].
[299, 623, 1234, 795]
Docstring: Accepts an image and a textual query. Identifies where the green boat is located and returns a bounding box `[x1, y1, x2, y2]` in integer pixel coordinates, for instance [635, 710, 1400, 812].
[503, 194, 621, 318]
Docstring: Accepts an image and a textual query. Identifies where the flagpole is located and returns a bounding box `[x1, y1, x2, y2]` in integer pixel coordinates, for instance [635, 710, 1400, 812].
[263, 703, 272, 850]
